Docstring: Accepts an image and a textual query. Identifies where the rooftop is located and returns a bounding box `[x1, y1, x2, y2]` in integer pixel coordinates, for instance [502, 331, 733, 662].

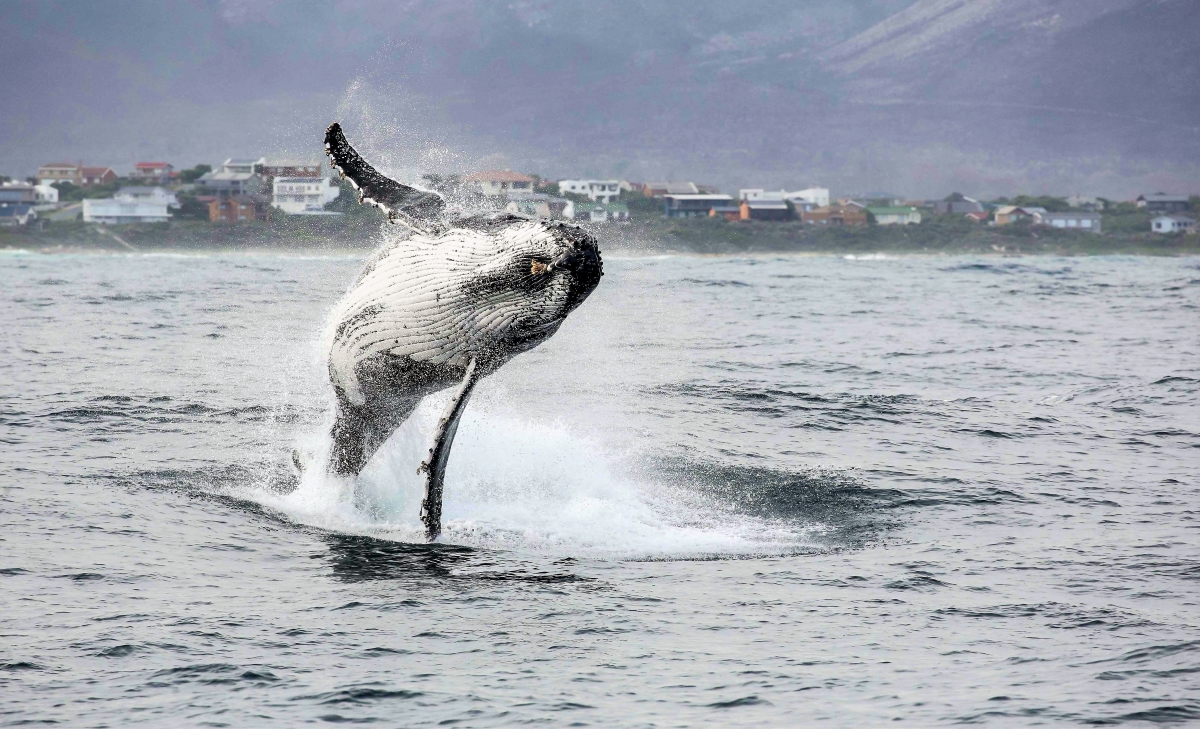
[135, 162, 171, 169]
[664, 194, 733, 201]
[647, 182, 699, 194]
[200, 170, 259, 182]
[745, 199, 789, 209]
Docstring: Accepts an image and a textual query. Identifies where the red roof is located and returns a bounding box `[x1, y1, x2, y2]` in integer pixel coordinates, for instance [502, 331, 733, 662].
[136, 162, 171, 169]
[463, 170, 535, 183]
[81, 166, 115, 177]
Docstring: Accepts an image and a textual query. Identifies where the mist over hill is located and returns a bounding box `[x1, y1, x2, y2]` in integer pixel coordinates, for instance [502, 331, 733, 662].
[2, 0, 1197, 198]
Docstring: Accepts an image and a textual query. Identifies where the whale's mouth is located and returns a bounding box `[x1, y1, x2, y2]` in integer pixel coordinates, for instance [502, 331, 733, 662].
[559, 244, 603, 310]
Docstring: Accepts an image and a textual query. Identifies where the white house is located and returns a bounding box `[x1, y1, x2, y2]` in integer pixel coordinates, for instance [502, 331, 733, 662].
[463, 170, 535, 197]
[575, 202, 630, 222]
[221, 157, 266, 174]
[557, 179, 621, 203]
[504, 192, 573, 220]
[789, 187, 830, 208]
[1151, 215, 1196, 234]
[866, 206, 922, 225]
[1034, 211, 1102, 233]
[33, 183, 58, 205]
[271, 177, 341, 214]
[117, 186, 179, 207]
[83, 199, 170, 224]
[741, 187, 830, 209]
[82, 187, 178, 224]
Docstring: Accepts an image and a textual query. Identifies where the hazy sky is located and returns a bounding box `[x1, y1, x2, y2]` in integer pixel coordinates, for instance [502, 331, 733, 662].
[3, 0, 1198, 198]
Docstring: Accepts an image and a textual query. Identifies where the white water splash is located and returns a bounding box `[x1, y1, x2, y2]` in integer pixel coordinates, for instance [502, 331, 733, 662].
[252, 394, 820, 559]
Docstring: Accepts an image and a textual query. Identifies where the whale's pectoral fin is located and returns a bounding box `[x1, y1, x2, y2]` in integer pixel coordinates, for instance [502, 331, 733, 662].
[324, 122, 445, 230]
[417, 358, 480, 542]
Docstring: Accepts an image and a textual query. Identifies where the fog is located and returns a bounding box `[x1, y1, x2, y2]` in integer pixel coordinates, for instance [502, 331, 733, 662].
[3, 0, 1198, 198]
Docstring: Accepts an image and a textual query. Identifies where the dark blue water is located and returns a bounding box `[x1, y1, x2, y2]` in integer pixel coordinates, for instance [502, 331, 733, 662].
[2, 250, 1199, 726]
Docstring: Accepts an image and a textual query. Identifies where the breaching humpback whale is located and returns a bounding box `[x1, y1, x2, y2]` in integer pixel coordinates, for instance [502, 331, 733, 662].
[320, 123, 603, 540]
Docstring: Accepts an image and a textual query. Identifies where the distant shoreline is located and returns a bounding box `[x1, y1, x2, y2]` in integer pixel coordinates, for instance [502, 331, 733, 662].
[3, 217, 1199, 257]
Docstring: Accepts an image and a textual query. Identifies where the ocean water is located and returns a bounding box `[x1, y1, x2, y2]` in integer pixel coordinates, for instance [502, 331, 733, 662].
[1, 249, 1198, 726]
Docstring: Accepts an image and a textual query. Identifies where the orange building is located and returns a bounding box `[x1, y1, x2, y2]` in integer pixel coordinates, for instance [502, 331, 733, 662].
[208, 195, 270, 223]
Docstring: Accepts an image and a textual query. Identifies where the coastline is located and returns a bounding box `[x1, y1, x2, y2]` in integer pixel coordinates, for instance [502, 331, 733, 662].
[4, 216, 1199, 257]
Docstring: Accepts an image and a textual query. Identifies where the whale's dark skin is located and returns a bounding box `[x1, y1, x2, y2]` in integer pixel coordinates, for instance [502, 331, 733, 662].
[320, 123, 603, 540]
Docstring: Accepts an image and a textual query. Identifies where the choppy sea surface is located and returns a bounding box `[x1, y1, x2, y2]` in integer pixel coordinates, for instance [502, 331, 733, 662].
[2, 249, 1199, 726]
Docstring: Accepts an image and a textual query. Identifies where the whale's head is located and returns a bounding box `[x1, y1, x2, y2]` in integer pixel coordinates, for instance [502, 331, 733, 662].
[456, 214, 603, 359]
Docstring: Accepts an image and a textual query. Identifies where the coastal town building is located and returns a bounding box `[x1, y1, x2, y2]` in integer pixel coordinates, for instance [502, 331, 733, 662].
[117, 186, 179, 207]
[792, 187, 830, 208]
[1137, 194, 1190, 213]
[931, 194, 983, 214]
[867, 206, 922, 225]
[1151, 215, 1195, 234]
[965, 211, 990, 223]
[262, 160, 321, 182]
[37, 163, 116, 186]
[738, 188, 829, 210]
[993, 205, 1045, 225]
[580, 202, 629, 222]
[663, 193, 733, 218]
[33, 183, 58, 206]
[1034, 211, 1101, 233]
[644, 182, 699, 197]
[196, 167, 264, 198]
[221, 158, 266, 175]
[464, 171, 535, 197]
[81, 167, 117, 186]
[37, 163, 82, 185]
[505, 192, 573, 220]
[557, 180, 621, 203]
[801, 203, 868, 226]
[271, 177, 340, 214]
[0, 183, 37, 205]
[208, 195, 271, 223]
[709, 204, 742, 221]
[0, 204, 37, 226]
[130, 162, 174, 184]
[739, 198, 793, 221]
[82, 190, 177, 224]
